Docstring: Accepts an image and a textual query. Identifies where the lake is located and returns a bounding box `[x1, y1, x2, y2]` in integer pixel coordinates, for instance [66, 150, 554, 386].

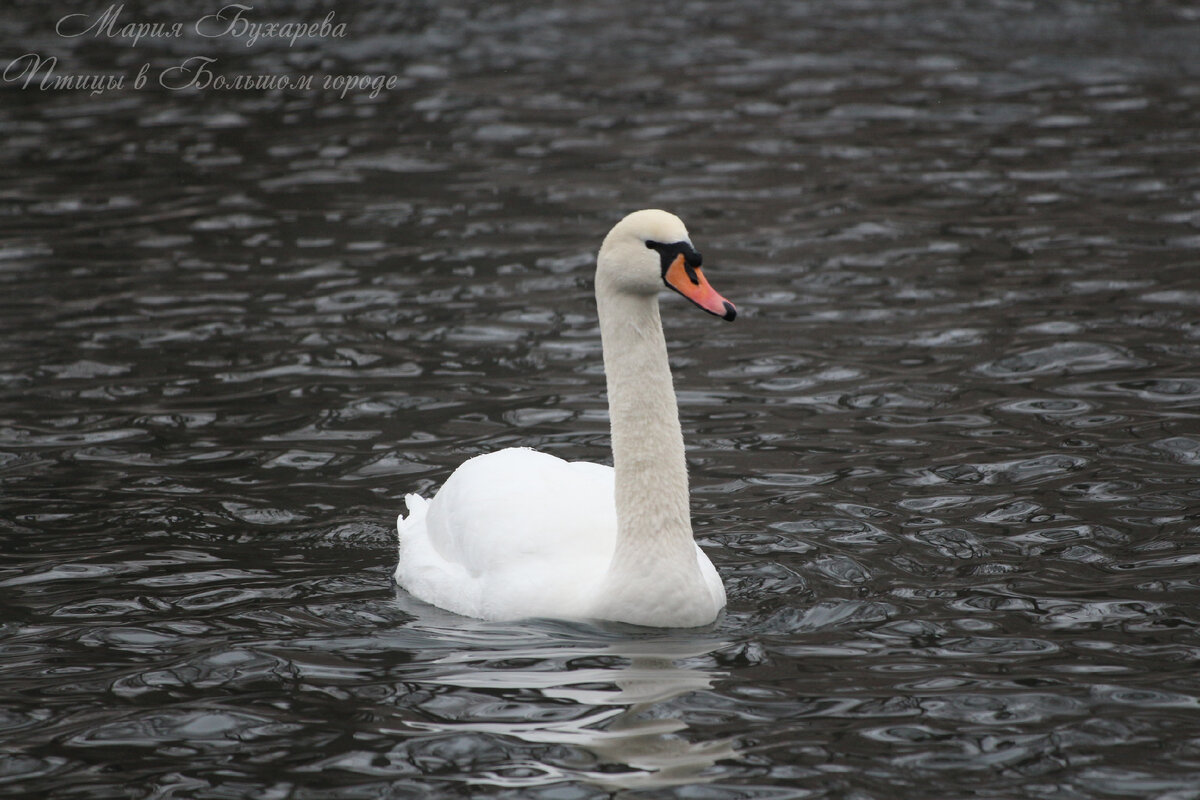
[2, 1, 1199, 797]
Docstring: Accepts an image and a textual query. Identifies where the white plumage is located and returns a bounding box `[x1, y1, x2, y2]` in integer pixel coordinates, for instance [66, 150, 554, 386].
[395, 210, 735, 627]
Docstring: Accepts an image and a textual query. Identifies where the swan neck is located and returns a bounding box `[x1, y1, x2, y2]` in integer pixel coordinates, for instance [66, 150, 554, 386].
[596, 288, 695, 557]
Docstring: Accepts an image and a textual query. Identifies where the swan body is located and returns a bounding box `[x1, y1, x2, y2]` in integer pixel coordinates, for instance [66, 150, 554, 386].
[396, 449, 722, 623]
[395, 210, 736, 627]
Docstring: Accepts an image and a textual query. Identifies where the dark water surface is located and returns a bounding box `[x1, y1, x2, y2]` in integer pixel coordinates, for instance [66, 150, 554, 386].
[3, 1, 1200, 797]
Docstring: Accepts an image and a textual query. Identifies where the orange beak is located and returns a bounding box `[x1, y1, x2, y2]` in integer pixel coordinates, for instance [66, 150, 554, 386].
[663, 254, 736, 321]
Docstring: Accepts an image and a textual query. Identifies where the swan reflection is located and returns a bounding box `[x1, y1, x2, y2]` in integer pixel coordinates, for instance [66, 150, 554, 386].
[403, 629, 737, 790]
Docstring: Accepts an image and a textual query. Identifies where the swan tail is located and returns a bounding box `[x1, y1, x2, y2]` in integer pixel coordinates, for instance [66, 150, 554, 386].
[395, 494, 430, 585]
[397, 494, 429, 542]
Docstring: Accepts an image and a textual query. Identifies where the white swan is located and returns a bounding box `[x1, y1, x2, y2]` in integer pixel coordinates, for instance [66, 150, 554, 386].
[394, 209, 736, 627]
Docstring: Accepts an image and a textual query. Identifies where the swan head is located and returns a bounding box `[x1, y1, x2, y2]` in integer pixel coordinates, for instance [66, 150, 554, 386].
[597, 209, 736, 321]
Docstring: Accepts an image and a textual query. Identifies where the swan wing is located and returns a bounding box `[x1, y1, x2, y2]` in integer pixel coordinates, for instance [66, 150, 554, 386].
[395, 448, 618, 620]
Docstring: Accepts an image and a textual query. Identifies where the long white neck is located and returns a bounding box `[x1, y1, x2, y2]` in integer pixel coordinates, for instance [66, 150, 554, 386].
[594, 285, 709, 622]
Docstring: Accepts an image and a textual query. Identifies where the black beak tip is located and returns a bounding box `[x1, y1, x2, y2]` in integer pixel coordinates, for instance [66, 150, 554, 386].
[722, 302, 737, 322]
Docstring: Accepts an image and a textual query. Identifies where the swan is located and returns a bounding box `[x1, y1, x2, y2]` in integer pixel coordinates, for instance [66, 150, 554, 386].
[394, 209, 736, 627]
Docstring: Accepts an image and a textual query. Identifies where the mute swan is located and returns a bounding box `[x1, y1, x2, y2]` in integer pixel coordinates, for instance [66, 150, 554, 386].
[394, 209, 736, 627]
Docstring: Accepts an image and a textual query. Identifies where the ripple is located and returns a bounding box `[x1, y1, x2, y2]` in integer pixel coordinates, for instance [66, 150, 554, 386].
[42, 360, 131, 379]
[1150, 437, 1200, 466]
[998, 397, 1093, 415]
[1141, 289, 1200, 306]
[68, 709, 299, 748]
[0, 755, 71, 786]
[5, 1, 1200, 797]
[810, 554, 873, 585]
[761, 600, 898, 634]
[912, 528, 988, 560]
[1077, 768, 1200, 797]
[906, 454, 1089, 487]
[975, 342, 1143, 379]
[220, 503, 309, 526]
[1093, 685, 1200, 709]
[1062, 377, 1200, 403]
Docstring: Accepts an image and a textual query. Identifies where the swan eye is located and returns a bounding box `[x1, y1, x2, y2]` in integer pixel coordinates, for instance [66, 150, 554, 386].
[645, 240, 703, 275]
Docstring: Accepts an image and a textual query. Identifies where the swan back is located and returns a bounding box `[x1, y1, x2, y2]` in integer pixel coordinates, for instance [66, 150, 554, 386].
[396, 448, 619, 620]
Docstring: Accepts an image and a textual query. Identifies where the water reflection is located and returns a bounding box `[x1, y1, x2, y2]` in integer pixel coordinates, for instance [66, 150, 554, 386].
[399, 609, 736, 790]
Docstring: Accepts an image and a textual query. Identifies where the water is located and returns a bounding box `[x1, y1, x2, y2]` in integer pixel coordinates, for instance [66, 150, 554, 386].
[2, 1, 1200, 797]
